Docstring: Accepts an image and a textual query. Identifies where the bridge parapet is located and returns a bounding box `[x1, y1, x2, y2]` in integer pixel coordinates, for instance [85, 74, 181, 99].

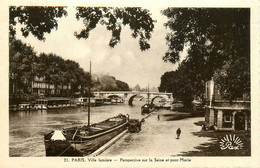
[93, 91, 173, 105]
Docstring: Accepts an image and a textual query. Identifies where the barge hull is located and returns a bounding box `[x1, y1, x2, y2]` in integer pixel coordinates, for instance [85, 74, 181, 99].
[45, 122, 128, 156]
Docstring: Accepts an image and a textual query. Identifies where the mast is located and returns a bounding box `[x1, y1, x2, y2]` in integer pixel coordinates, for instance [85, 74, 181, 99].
[147, 84, 150, 105]
[87, 61, 91, 126]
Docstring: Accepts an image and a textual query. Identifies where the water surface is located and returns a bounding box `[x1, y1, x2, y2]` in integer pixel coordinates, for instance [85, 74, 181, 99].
[9, 101, 144, 157]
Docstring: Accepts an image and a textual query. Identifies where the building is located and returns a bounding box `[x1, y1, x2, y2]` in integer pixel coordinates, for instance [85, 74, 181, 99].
[205, 80, 250, 131]
[31, 76, 71, 97]
[32, 76, 55, 96]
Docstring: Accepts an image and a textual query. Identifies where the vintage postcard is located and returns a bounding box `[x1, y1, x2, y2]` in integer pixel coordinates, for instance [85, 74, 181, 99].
[0, 0, 259, 167]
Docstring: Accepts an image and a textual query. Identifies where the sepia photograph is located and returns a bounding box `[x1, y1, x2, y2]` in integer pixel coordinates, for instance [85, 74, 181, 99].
[1, 0, 260, 167]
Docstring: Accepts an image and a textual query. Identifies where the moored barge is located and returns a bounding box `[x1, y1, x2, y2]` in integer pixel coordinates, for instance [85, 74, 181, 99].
[44, 114, 129, 156]
[44, 61, 129, 156]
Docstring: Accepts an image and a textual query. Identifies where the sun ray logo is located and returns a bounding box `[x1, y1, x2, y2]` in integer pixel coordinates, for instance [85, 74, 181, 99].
[219, 134, 243, 150]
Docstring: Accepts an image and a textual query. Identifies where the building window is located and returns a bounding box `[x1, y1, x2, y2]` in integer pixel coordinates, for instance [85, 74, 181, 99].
[224, 115, 232, 123]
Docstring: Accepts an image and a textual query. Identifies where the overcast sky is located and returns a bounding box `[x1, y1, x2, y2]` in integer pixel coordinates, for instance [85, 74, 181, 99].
[16, 6, 186, 89]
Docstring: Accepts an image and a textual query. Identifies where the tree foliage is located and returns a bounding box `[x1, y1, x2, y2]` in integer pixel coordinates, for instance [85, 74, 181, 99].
[75, 7, 155, 51]
[98, 75, 118, 91]
[10, 6, 155, 51]
[9, 39, 131, 103]
[159, 58, 205, 108]
[161, 8, 250, 101]
[97, 75, 130, 91]
[116, 80, 130, 91]
[9, 6, 67, 40]
[9, 39, 90, 102]
[9, 39, 37, 103]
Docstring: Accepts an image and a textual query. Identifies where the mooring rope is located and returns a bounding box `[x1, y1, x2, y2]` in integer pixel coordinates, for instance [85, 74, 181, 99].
[58, 137, 81, 156]
[72, 128, 79, 140]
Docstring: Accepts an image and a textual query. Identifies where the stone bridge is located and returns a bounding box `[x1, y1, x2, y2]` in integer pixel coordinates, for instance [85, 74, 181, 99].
[93, 91, 173, 105]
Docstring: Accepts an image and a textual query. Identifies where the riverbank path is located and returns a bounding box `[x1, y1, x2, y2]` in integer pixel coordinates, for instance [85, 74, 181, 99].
[101, 111, 212, 156]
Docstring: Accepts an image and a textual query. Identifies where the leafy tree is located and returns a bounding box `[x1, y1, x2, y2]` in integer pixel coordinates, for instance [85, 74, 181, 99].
[98, 75, 118, 91]
[9, 6, 67, 40]
[9, 39, 95, 102]
[9, 6, 154, 100]
[161, 8, 250, 100]
[159, 60, 202, 108]
[64, 59, 82, 95]
[91, 74, 102, 92]
[9, 39, 37, 103]
[116, 80, 130, 91]
[10, 6, 155, 51]
[95, 75, 130, 91]
[75, 7, 155, 51]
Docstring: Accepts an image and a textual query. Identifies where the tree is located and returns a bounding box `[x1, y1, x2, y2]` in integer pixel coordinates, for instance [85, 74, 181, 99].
[9, 39, 37, 103]
[161, 8, 250, 100]
[116, 80, 130, 91]
[159, 60, 203, 108]
[95, 75, 130, 91]
[75, 7, 155, 51]
[98, 75, 118, 91]
[9, 6, 67, 40]
[10, 6, 155, 51]
[64, 59, 82, 95]
[9, 39, 95, 101]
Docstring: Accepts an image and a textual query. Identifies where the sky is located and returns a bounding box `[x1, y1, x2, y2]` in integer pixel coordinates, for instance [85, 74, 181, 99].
[16, 6, 186, 89]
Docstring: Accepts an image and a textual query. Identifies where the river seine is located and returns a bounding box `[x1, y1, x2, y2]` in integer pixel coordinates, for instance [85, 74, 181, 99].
[9, 101, 145, 157]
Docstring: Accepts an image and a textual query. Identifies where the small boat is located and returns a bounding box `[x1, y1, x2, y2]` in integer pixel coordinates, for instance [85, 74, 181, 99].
[163, 103, 172, 109]
[75, 97, 88, 106]
[35, 97, 72, 109]
[35, 103, 48, 110]
[103, 98, 112, 105]
[18, 103, 36, 111]
[170, 101, 184, 111]
[141, 104, 153, 114]
[141, 85, 153, 114]
[116, 99, 124, 103]
[111, 99, 117, 104]
[93, 98, 104, 106]
[44, 114, 129, 156]
[128, 119, 142, 133]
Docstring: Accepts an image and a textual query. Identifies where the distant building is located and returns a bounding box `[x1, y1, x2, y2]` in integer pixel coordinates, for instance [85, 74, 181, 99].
[133, 84, 141, 91]
[205, 80, 250, 131]
[31, 76, 71, 97]
[32, 76, 54, 96]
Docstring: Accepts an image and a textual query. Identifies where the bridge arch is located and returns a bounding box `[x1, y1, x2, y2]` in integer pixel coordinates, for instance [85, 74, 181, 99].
[128, 94, 140, 105]
[107, 95, 123, 99]
[150, 96, 166, 105]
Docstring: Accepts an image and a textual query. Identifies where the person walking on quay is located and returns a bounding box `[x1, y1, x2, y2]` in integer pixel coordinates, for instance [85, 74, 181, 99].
[157, 114, 160, 121]
[176, 128, 181, 139]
